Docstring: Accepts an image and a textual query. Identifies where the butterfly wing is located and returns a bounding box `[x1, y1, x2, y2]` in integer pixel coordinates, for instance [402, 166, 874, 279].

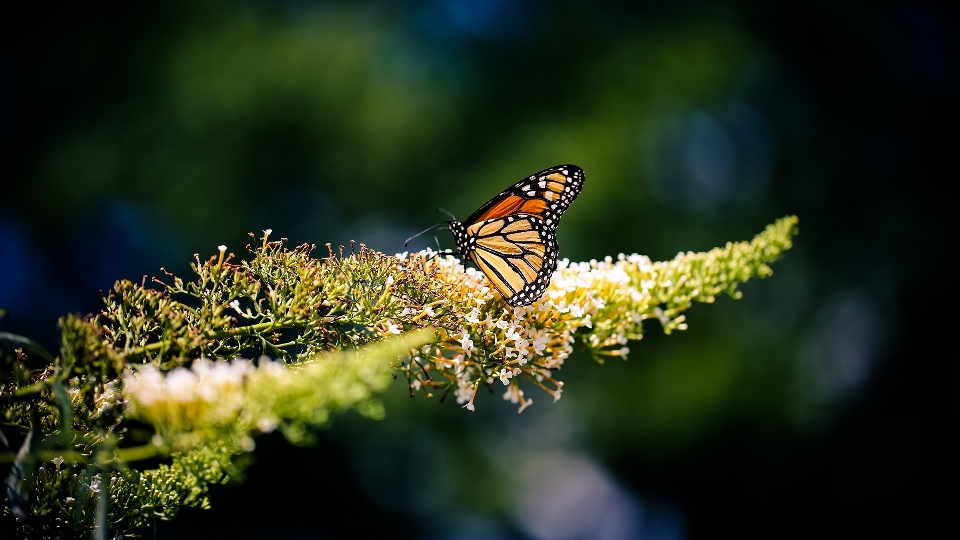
[465, 216, 558, 307]
[449, 164, 583, 306]
[464, 165, 584, 230]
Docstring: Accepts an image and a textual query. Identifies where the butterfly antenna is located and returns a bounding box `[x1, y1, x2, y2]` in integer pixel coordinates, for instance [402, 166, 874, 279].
[404, 222, 445, 248]
[436, 207, 458, 221]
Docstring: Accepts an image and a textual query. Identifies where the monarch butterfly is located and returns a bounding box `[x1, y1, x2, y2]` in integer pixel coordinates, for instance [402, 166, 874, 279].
[417, 165, 584, 307]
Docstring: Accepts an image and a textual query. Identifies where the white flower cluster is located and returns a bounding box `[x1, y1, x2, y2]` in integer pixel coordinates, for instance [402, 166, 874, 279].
[123, 359, 258, 447]
[121, 331, 433, 450]
[392, 250, 668, 413]
[394, 215, 797, 413]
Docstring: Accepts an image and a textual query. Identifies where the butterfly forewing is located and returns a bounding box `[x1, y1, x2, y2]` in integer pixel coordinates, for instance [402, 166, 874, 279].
[465, 165, 584, 230]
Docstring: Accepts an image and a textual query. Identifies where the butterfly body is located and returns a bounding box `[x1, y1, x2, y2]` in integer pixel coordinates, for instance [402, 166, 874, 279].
[448, 165, 584, 307]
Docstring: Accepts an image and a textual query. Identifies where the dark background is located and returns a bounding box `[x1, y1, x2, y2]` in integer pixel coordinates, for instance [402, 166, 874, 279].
[1, 1, 956, 538]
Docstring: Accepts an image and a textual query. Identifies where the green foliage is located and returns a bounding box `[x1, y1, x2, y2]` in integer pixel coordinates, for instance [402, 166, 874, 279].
[1, 217, 797, 537]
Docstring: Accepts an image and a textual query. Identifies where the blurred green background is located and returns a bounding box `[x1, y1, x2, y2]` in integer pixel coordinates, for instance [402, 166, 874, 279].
[1, 1, 955, 538]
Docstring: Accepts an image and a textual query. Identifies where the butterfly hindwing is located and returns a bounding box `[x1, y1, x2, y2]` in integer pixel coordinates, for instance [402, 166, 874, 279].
[465, 165, 584, 230]
[465, 216, 558, 307]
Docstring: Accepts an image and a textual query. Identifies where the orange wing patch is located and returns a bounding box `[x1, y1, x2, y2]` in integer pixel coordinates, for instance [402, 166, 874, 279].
[505, 230, 541, 243]
[519, 199, 548, 216]
[474, 195, 525, 222]
[474, 220, 504, 237]
[544, 173, 567, 183]
[500, 221, 526, 233]
[476, 235, 524, 255]
[525, 253, 544, 267]
[473, 250, 525, 295]
[512, 258, 539, 281]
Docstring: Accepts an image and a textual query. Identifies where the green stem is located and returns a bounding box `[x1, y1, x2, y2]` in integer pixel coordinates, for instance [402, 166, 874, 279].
[0, 449, 86, 464]
[0, 444, 159, 464]
[113, 444, 160, 462]
[7, 378, 56, 399]
[126, 320, 291, 358]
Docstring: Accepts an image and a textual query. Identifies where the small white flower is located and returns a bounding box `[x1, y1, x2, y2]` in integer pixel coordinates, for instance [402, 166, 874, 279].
[531, 330, 549, 355]
[497, 368, 513, 385]
[455, 379, 473, 404]
[449, 354, 465, 374]
[229, 299, 243, 316]
[218, 245, 227, 253]
[518, 398, 533, 413]
[240, 436, 256, 452]
[264, 228, 273, 236]
[257, 417, 278, 433]
[386, 321, 402, 334]
[458, 331, 474, 357]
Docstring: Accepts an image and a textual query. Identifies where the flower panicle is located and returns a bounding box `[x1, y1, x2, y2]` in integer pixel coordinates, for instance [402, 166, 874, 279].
[392, 215, 798, 412]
